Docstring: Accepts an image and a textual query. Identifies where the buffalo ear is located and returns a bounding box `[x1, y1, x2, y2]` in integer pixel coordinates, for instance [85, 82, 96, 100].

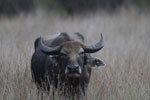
[86, 57, 105, 67]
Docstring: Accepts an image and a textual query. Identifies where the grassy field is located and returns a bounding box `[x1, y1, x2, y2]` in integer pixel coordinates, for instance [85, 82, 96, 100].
[0, 9, 150, 100]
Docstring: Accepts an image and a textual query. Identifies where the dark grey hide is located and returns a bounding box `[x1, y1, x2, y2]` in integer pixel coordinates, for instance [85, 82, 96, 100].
[31, 32, 105, 98]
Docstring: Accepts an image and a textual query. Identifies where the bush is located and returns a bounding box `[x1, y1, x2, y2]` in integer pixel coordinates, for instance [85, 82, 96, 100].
[36, 0, 124, 14]
[0, 0, 150, 15]
[0, 0, 34, 15]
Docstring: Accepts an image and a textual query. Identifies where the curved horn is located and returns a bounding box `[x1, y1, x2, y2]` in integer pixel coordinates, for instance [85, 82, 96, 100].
[38, 37, 61, 55]
[83, 34, 104, 53]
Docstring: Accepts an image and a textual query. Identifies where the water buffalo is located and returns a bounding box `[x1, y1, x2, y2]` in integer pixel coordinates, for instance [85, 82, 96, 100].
[31, 32, 105, 98]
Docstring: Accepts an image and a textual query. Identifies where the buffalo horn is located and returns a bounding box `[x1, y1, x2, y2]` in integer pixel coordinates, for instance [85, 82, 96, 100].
[83, 34, 104, 53]
[39, 37, 60, 55]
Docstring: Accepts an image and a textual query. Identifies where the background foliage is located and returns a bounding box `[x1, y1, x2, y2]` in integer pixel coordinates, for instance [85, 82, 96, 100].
[0, 0, 150, 15]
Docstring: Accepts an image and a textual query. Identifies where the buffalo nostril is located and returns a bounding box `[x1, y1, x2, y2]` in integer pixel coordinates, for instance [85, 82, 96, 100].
[67, 67, 72, 70]
[67, 65, 80, 71]
[75, 65, 79, 70]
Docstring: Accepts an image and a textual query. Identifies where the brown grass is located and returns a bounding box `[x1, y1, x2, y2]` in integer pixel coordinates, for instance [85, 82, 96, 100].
[0, 9, 150, 100]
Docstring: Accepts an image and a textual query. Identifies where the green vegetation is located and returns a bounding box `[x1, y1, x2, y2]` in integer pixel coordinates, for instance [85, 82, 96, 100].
[0, 0, 150, 15]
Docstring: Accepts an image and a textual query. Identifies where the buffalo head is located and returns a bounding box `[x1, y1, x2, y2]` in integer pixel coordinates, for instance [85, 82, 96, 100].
[38, 34, 105, 78]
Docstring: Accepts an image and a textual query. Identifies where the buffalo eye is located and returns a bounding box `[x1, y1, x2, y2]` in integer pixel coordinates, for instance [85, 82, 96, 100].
[60, 52, 67, 57]
[79, 51, 84, 56]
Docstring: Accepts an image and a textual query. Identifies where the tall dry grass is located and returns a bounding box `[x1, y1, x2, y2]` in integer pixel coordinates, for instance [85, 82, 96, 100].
[0, 9, 150, 100]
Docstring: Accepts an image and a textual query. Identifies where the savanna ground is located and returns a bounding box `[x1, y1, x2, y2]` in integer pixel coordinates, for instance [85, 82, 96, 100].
[0, 9, 150, 100]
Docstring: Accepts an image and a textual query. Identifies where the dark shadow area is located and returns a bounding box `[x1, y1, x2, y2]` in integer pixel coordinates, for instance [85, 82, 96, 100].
[0, 0, 150, 16]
